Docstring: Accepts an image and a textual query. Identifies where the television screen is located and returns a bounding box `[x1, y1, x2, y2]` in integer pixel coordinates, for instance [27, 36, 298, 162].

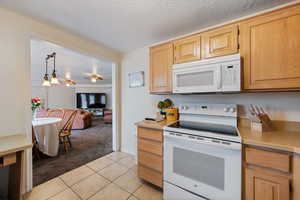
[76, 93, 106, 109]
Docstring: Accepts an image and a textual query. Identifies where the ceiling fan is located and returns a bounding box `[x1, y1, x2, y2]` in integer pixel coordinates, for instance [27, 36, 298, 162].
[84, 73, 103, 83]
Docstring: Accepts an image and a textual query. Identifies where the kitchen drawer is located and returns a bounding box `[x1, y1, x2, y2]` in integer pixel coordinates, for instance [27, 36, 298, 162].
[138, 138, 162, 156]
[245, 147, 290, 173]
[0, 153, 16, 167]
[138, 127, 163, 142]
[138, 165, 163, 188]
[138, 151, 162, 172]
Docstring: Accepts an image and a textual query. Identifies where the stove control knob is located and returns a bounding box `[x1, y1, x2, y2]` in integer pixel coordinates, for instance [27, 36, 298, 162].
[224, 107, 230, 112]
[230, 108, 236, 113]
[181, 105, 189, 110]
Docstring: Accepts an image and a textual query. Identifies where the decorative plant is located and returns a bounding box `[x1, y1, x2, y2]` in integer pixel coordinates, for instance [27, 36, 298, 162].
[157, 99, 173, 115]
[31, 98, 42, 113]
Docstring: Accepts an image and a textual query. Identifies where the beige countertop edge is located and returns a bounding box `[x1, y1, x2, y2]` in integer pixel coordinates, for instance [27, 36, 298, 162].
[0, 134, 33, 157]
[241, 138, 297, 153]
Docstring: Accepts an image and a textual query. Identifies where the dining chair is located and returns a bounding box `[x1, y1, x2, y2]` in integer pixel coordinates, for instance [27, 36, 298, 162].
[59, 110, 77, 152]
[32, 126, 40, 160]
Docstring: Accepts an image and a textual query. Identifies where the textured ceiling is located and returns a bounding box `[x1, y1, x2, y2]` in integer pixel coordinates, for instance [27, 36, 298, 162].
[31, 39, 112, 85]
[0, 0, 295, 52]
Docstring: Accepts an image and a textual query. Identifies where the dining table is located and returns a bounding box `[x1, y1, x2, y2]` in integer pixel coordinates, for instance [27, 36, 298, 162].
[32, 117, 62, 157]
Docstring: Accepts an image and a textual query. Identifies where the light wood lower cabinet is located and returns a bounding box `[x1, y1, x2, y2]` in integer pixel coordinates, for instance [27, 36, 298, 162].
[293, 155, 300, 200]
[245, 167, 290, 200]
[137, 127, 163, 188]
[244, 146, 292, 200]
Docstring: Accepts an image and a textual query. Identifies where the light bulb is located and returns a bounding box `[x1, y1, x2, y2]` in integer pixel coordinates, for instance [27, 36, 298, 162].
[42, 79, 51, 87]
[42, 74, 51, 87]
[91, 78, 97, 83]
[51, 77, 60, 85]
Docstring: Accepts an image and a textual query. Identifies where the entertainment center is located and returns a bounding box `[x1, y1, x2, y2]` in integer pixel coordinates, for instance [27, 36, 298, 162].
[76, 93, 107, 117]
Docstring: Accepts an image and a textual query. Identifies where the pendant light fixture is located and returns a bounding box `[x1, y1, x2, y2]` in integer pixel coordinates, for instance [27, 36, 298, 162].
[90, 74, 103, 83]
[50, 52, 60, 85]
[42, 55, 51, 87]
[65, 79, 76, 87]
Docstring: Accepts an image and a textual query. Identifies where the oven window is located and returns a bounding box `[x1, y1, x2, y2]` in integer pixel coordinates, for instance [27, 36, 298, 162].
[173, 147, 225, 190]
[176, 71, 214, 87]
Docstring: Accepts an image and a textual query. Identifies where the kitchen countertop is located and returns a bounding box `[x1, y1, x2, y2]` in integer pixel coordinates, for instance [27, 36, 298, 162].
[135, 120, 175, 130]
[0, 134, 32, 157]
[135, 119, 300, 154]
[239, 127, 300, 154]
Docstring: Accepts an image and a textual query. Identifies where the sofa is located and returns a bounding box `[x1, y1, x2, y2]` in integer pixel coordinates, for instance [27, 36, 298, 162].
[104, 110, 112, 124]
[37, 108, 93, 129]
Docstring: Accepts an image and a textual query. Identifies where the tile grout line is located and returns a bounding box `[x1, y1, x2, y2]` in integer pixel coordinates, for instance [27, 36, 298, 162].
[59, 177, 84, 200]
[43, 179, 70, 200]
[30, 153, 134, 200]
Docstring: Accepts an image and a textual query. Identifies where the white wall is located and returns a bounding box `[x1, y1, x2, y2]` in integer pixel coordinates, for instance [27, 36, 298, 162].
[32, 85, 112, 109]
[0, 7, 120, 138]
[121, 47, 300, 155]
[0, 7, 120, 192]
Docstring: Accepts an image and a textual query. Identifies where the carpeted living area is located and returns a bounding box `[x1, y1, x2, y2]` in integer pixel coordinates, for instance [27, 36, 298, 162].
[33, 118, 112, 186]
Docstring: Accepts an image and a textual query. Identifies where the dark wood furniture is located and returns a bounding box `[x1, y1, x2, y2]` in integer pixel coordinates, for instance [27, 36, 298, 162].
[0, 135, 32, 200]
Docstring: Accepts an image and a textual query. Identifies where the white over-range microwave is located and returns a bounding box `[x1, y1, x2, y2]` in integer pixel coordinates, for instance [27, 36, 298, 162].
[172, 54, 241, 94]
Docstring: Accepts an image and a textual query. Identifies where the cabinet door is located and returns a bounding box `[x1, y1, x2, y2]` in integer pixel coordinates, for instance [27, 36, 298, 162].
[241, 5, 300, 90]
[294, 155, 300, 200]
[245, 168, 290, 200]
[202, 25, 239, 59]
[174, 34, 201, 64]
[150, 43, 173, 93]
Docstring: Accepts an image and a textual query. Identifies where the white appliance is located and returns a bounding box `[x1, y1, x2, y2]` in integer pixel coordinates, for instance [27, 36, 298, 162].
[163, 103, 242, 200]
[172, 54, 241, 94]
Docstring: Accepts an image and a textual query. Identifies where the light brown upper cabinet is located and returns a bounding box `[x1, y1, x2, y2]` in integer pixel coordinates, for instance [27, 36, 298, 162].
[241, 5, 300, 90]
[150, 42, 173, 93]
[202, 25, 239, 59]
[173, 34, 201, 64]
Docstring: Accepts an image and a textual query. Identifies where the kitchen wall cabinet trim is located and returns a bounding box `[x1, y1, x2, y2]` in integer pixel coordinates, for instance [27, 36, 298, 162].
[201, 25, 239, 59]
[150, 42, 173, 94]
[173, 34, 201, 64]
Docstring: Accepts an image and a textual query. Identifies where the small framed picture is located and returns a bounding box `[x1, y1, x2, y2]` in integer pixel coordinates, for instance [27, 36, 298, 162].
[128, 71, 145, 88]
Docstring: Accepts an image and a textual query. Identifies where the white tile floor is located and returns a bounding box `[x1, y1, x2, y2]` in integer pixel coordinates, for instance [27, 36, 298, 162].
[25, 152, 163, 200]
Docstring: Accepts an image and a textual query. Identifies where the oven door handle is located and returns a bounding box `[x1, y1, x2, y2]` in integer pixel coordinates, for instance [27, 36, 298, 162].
[164, 132, 241, 151]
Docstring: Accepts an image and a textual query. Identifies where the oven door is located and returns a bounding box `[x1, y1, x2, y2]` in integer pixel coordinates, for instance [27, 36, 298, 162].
[164, 131, 241, 200]
[173, 65, 221, 93]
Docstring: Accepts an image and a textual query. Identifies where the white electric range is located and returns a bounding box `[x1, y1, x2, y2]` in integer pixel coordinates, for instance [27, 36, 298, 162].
[163, 103, 242, 200]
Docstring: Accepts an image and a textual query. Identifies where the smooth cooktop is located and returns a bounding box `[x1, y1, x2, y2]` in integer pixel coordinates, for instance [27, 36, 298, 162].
[167, 121, 239, 137]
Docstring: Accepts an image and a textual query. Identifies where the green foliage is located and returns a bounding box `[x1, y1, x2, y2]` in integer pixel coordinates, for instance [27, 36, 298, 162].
[157, 99, 173, 110]
[157, 101, 165, 110]
[164, 99, 173, 108]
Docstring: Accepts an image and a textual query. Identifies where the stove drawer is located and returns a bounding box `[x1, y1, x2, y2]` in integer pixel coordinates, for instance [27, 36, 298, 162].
[138, 151, 162, 172]
[138, 138, 162, 156]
